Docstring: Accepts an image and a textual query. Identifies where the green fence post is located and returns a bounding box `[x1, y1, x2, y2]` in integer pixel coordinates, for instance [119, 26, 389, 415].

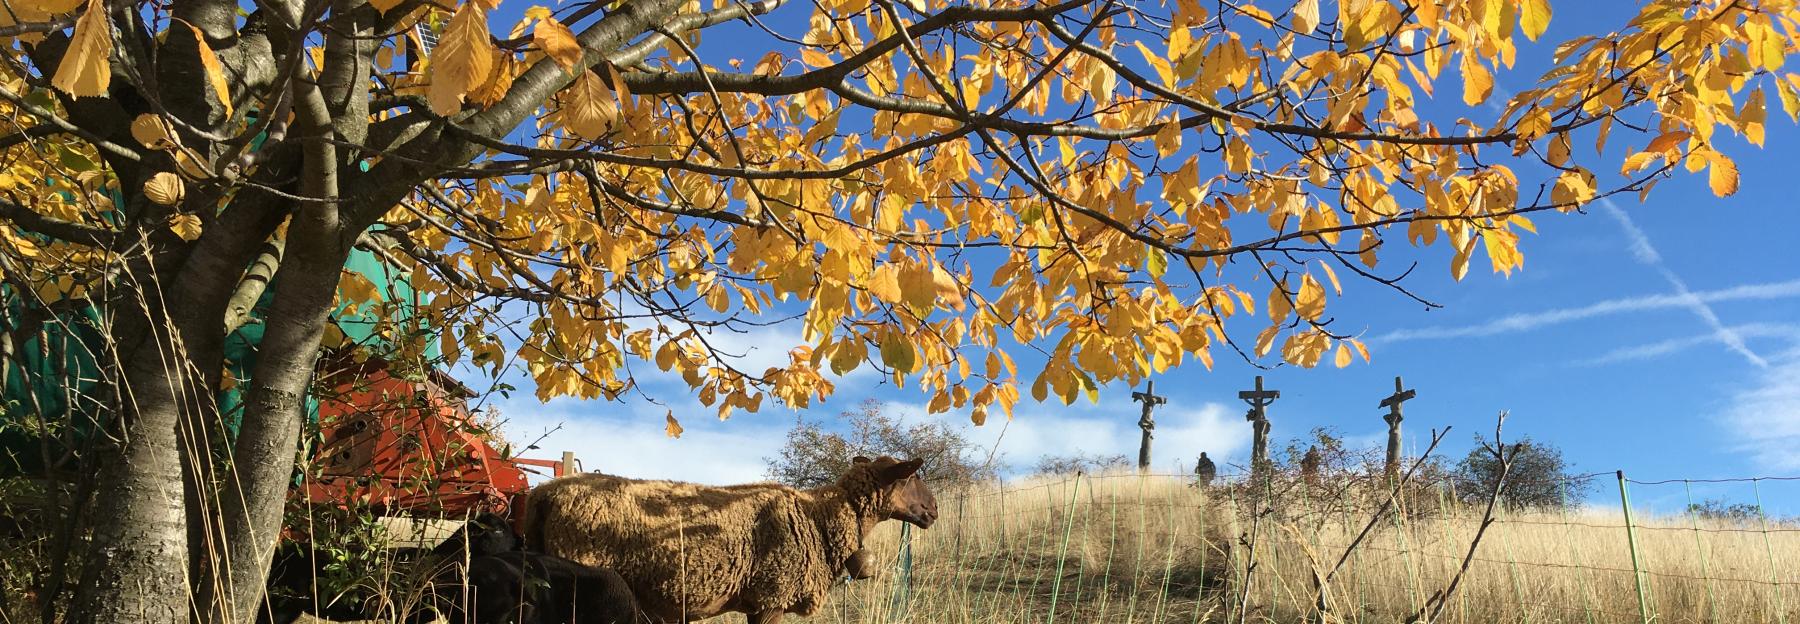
[1681, 480, 1720, 624]
[889, 522, 913, 622]
[1047, 473, 1082, 624]
[1753, 479, 1787, 624]
[1558, 480, 1600, 624]
[1617, 471, 1651, 624]
[1192, 481, 1210, 624]
[1155, 477, 1179, 623]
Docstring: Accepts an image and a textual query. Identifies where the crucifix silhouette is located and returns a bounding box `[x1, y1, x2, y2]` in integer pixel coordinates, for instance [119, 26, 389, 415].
[1132, 380, 1166, 474]
[1379, 376, 1417, 485]
[1238, 376, 1279, 477]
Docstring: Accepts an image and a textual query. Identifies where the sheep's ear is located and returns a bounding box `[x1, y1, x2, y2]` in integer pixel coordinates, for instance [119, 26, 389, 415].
[879, 458, 924, 483]
[852, 456, 872, 464]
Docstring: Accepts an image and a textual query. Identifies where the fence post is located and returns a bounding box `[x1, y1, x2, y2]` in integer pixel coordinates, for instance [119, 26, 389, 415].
[1681, 480, 1720, 624]
[1046, 473, 1081, 624]
[1558, 480, 1600, 624]
[1616, 471, 1651, 624]
[889, 522, 913, 622]
[1753, 479, 1788, 624]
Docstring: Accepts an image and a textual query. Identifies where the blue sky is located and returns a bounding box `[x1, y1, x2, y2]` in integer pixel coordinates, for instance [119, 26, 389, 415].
[472, 1, 1800, 512]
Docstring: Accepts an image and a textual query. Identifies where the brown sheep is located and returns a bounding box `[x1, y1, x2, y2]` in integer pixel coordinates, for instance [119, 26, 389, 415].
[522, 456, 937, 624]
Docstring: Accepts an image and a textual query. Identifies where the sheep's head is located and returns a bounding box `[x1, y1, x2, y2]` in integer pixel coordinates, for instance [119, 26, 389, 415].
[850, 455, 938, 529]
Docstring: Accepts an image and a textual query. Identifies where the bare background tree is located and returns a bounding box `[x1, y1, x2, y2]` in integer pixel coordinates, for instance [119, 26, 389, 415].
[1453, 436, 1593, 510]
[766, 399, 996, 489]
[1032, 452, 1132, 476]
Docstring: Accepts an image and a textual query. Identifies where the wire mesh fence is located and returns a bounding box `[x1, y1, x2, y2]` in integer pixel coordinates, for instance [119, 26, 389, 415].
[764, 471, 1800, 624]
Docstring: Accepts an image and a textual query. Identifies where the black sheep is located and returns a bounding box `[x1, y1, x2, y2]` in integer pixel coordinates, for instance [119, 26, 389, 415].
[426, 512, 521, 560]
[441, 550, 642, 624]
[413, 514, 642, 624]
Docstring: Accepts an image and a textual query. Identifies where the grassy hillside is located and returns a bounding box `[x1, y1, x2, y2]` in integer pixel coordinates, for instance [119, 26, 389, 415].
[791, 472, 1797, 624]
[253, 471, 1800, 624]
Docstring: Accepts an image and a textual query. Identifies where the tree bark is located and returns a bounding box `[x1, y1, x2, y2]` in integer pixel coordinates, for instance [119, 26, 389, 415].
[213, 230, 345, 624]
[67, 316, 197, 624]
[212, 80, 347, 622]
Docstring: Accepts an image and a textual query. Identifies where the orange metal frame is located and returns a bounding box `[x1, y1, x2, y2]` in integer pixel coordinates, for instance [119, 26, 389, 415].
[300, 357, 569, 517]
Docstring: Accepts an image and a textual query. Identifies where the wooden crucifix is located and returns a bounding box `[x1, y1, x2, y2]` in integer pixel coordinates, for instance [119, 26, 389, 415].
[1379, 376, 1417, 485]
[1238, 375, 1279, 476]
[1132, 380, 1167, 474]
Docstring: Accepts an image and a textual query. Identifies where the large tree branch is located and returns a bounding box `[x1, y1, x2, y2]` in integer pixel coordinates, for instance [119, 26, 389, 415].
[611, 0, 787, 68]
[464, 0, 688, 140]
[623, 0, 1093, 97]
[171, 0, 241, 44]
[317, 0, 377, 144]
[0, 197, 115, 246]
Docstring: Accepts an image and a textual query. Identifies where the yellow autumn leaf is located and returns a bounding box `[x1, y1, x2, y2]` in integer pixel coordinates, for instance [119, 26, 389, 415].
[829, 337, 864, 375]
[368, 0, 404, 14]
[168, 213, 202, 241]
[143, 172, 185, 206]
[1644, 131, 1689, 155]
[1551, 169, 1595, 208]
[470, 49, 517, 107]
[186, 24, 233, 117]
[1153, 118, 1182, 159]
[1708, 153, 1739, 197]
[557, 68, 617, 140]
[1334, 343, 1352, 368]
[24, 0, 83, 16]
[130, 114, 177, 150]
[866, 264, 902, 303]
[898, 262, 935, 317]
[427, 2, 495, 117]
[1267, 281, 1292, 324]
[879, 331, 917, 373]
[1295, 274, 1325, 321]
[1519, 0, 1551, 41]
[1459, 52, 1491, 107]
[1254, 325, 1279, 357]
[1450, 235, 1476, 281]
[533, 15, 583, 72]
[52, 0, 112, 98]
[1315, 260, 1342, 295]
[1292, 0, 1320, 35]
[1281, 331, 1328, 368]
[931, 266, 965, 311]
[664, 411, 683, 438]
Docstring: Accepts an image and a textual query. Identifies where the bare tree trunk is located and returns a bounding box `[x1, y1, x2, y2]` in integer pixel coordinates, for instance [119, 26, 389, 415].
[212, 95, 348, 621]
[68, 321, 197, 624]
[211, 245, 342, 623]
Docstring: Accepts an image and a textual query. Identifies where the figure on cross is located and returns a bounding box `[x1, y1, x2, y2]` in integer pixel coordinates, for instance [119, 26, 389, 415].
[1238, 376, 1279, 478]
[1132, 380, 1167, 473]
[1379, 376, 1417, 485]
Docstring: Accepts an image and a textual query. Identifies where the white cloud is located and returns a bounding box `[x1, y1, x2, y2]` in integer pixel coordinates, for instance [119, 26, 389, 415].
[490, 395, 792, 485]
[1594, 198, 1766, 368]
[1722, 349, 1800, 472]
[1373, 278, 1800, 343]
[975, 399, 1250, 477]
[1577, 324, 1800, 366]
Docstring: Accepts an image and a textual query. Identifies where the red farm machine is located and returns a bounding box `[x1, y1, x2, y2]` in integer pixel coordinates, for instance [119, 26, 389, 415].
[300, 351, 575, 522]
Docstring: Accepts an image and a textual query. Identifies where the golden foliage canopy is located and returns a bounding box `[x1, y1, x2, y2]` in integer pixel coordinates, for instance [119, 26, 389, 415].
[2, 0, 1795, 426]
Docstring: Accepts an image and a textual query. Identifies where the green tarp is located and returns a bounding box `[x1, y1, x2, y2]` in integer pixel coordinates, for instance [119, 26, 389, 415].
[0, 246, 431, 476]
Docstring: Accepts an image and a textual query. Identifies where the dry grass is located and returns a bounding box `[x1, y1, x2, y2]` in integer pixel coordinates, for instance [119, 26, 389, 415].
[747, 471, 1800, 624]
[272, 472, 1799, 624]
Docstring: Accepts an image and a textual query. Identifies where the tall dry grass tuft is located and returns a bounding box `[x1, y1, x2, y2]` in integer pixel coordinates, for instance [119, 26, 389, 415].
[752, 471, 1799, 624]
